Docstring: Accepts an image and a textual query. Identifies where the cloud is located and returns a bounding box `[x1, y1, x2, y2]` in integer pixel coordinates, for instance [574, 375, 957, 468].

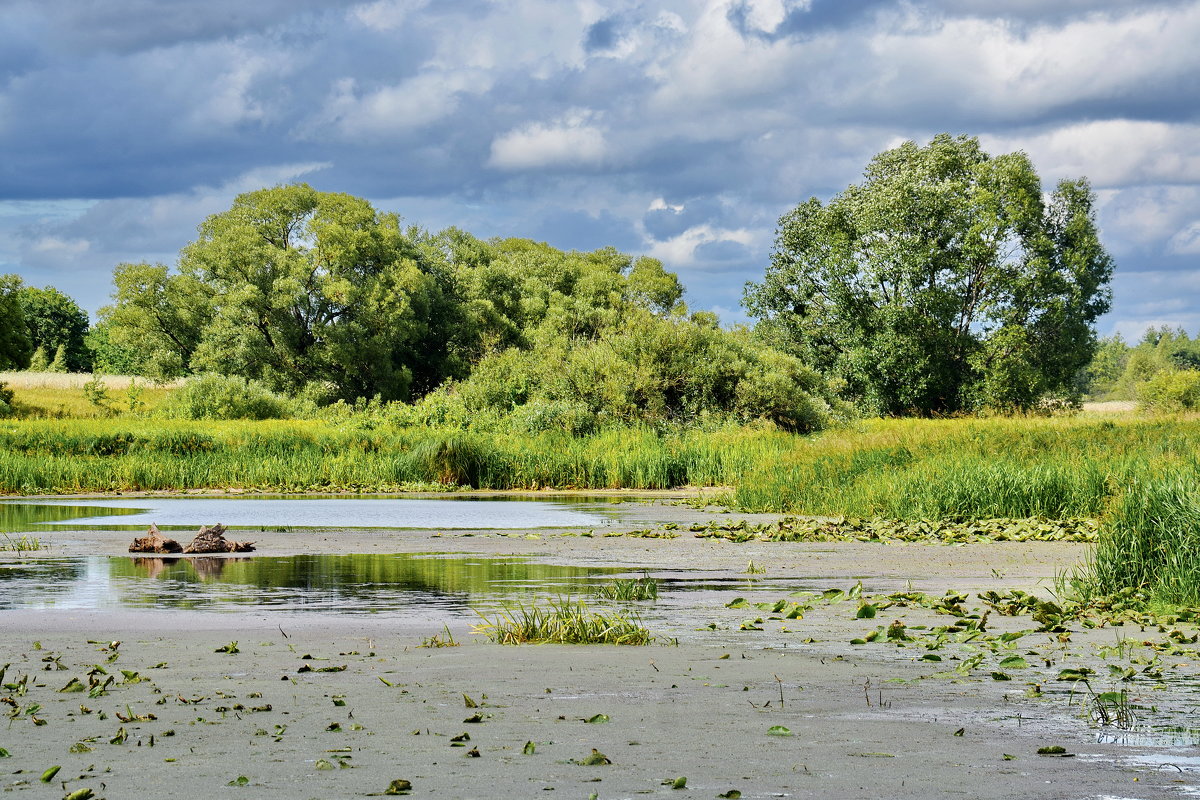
[983, 122, 1200, 189]
[488, 112, 610, 171]
[0, 0, 1199, 336]
[311, 70, 492, 140]
[0, 162, 330, 314]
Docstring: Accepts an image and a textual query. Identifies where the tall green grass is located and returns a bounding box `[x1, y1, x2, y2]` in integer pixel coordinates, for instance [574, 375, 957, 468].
[0, 419, 793, 493]
[473, 597, 652, 645]
[1082, 473, 1200, 605]
[732, 416, 1200, 520]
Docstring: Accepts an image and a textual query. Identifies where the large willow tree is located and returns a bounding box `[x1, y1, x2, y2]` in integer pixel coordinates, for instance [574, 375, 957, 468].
[745, 134, 1114, 415]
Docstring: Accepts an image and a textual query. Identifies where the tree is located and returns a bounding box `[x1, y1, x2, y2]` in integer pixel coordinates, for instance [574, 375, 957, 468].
[16, 285, 91, 372]
[100, 261, 208, 381]
[0, 274, 33, 370]
[745, 134, 1114, 415]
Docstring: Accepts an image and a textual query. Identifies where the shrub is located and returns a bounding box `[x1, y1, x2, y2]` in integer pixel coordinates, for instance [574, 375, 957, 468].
[0, 381, 13, 418]
[1137, 369, 1200, 412]
[164, 373, 293, 420]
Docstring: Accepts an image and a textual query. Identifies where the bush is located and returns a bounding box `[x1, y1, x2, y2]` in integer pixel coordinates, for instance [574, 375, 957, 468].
[1137, 369, 1200, 411]
[163, 373, 293, 420]
[510, 399, 598, 435]
[0, 381, 13, 418]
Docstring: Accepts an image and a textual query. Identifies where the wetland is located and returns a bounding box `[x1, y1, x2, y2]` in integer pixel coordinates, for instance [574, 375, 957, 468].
[3, 493, 1200, 799]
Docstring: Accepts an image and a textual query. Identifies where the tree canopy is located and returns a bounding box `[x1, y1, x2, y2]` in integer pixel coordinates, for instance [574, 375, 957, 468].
[17, 285, 90, 372]
[98, 184, 833, 429]
[0, 274, 33, 371]
[744, 134, 1113, 415]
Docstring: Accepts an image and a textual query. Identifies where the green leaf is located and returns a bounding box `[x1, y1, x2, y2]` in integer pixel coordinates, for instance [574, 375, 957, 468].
[671, 776, 687, 789]
[718, 792, 742, 799]
[856, 603, 877, 619]
[998, 656, 1028, 670]
[766, 726, 793, 736]
[315, 759, 335, 770]
[383, 779, 413, 795]
[522, 741, 536, 755]
[227, 776, 250, 786]
[40, 765, 61, 783]
[990, 672, 1011, 681]
[579, 749, 612, 766]
[585, 714, 610, 724]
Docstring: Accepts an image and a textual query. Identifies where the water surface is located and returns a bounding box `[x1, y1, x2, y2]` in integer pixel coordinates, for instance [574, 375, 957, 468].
[0, 496, 616, 531]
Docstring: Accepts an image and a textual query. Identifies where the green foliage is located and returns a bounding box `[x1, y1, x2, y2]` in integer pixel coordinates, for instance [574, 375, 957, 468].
[47, 344, 68, 373]
[16, 285, 90, 372]
[746, 134, 1113, 415]
[82, 374, 113, 414]
[85, 318, 144, 377]
[1137, 369, 1200, 411]
[731, 415, 1197, 519]
[100, 261, 205, 381]
[440, 311, 840, 432]
[0, 381, 13, 418]
[96, 188, 825, 429]
[1085, 474, 1200, 604]
[0, 418, 790, 493]
[0, 274, 33, 370]
[163, 374, 293, 420]
[472, 597, 652, 645]
[27, 346, 50, 372]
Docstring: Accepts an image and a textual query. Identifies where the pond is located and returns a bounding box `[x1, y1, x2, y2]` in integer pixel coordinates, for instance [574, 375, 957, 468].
[0, 495, 619, 532]
[0, 552, 826, 628]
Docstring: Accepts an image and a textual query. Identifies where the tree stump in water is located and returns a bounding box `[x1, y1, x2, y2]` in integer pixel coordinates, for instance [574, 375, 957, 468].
[128, 524, 182, 553]
[183, 523, 255, 553]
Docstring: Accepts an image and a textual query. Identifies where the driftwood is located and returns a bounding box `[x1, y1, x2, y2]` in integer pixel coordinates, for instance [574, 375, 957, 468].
[183, 523, 255, 554]
[128, 524, 182, 554]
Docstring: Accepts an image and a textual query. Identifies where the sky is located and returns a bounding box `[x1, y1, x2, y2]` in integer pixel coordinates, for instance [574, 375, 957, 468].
[1, 0, 1198, 340]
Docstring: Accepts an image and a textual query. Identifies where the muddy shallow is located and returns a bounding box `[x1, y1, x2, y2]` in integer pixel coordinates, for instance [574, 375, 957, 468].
[1, 497, 1196, 799]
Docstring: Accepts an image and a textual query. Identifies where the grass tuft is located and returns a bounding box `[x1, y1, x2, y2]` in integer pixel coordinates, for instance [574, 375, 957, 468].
[594, 575, 659, 602]
[473, 597, 652, 645]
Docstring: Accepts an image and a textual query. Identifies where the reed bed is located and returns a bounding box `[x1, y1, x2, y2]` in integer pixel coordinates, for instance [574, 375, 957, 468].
[1081, 472, 1200, 605]
[731, 416, 1200, 520]
[0, 419, 791, 494]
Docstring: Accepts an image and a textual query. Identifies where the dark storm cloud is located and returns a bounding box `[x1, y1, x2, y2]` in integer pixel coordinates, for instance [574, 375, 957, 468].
[23, 0, 359, 54]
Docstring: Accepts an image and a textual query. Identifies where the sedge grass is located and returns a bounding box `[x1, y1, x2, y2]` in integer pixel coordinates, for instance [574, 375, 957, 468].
[0, 533, 42, 554]
[1080, 472, 1200, 606]
[594, 575, 659, 601]
[472, 597, 652, 645]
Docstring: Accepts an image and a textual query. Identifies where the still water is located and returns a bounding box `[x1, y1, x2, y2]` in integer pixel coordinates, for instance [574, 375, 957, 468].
[0, 496, 617, 531]
[0, 553, 628, 614]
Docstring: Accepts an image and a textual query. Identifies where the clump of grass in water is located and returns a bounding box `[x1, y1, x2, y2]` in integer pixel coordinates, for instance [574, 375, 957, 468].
[1081, 473, 1200, 606]
[473, 597, 652, 645]
[418, 625, 459, 648]
[594, 575, 658, 601]
[0, 533, 41, 554]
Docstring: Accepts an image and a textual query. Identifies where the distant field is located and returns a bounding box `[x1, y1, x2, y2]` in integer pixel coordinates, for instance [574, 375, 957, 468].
[0, 371, 179, 418]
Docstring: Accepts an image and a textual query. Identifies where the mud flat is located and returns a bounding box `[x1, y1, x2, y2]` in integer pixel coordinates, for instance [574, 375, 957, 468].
[1, 505, 1196, 799]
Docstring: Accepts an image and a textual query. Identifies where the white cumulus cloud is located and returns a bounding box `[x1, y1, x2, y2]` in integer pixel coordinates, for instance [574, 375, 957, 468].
[488, 112, 610, 171]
